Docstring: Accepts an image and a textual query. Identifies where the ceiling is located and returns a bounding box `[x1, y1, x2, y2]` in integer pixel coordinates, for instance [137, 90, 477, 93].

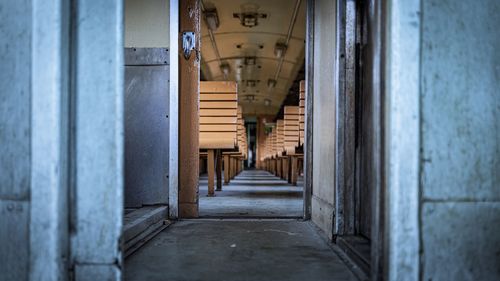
[200, 0, 306, 117]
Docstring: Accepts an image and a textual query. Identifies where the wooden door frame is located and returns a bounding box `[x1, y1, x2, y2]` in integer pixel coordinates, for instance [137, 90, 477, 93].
[170, 0, 315, 220]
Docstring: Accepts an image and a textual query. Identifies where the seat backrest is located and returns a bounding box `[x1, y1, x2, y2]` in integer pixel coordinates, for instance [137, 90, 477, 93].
[199, 81, 238, 149]
[276, 119, 285, 156]
[271, 126, 277, 157]
[299, 80, 305, 146]
[236, 106, 248, 158]
[284, 106, 300, 153]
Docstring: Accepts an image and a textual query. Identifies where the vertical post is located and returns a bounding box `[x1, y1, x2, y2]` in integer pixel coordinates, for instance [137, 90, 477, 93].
[71, 0, 124, 279]
[31, 0, 70, 279]
[216, 149, 222, 191]
[207, 150, 215, 196]
[178, 0, 200, 217]
[224, 154, 230, 184]
[385, 0, 421, 280]
[303, 0, 314, 220]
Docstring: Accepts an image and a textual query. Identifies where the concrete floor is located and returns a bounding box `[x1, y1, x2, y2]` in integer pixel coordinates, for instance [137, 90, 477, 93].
[125, 220, 359, 281]
[199, 170, 303, 218]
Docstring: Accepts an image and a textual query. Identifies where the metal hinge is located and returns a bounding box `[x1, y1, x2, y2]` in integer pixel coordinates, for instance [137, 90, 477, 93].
[182, 31, 199, 61]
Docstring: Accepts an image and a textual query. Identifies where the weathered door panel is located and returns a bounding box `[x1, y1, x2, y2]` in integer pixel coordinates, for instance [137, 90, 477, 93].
[125, 48, 170, 208]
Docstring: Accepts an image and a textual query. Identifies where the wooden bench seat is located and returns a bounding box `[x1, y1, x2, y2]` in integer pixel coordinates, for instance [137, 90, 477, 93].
[199, 81, 238, 195]
[222, 106, 247, 183]
[283, 105, 303, 185]
[200, 82, 238, 150]
[299, 80, 305, 146]
[261, 80, 306, 184]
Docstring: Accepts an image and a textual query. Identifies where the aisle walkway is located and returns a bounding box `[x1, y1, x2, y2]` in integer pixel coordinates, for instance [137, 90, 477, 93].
[124, 220, 360, 281]
[199, 170, 303, 218]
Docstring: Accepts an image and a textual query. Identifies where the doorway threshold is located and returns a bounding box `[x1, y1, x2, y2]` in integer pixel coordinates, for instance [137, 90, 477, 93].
[195, 216, 304, 220]
[123, 206, 171, 258]
[336, 235, 371, 275]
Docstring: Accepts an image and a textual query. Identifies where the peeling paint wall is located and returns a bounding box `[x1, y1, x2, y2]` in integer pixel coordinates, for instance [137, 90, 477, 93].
[311, 0, 337, 239]
[420, 0, 500, 280]
[0, 1, 32, 279]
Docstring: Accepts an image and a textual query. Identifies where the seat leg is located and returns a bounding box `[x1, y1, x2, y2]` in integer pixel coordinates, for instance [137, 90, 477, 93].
[284, 157, 290, 183]
[207, 149, 215, 196]
[276, 158, 282, 178]
[291, 156, 298, 185]
[230, 157, 235, 179]
[216, 149, 222, 191]
[224, 154, 230, 184]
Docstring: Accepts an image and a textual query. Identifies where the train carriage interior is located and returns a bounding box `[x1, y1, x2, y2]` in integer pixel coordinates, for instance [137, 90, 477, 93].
[1, 0, 499, 280]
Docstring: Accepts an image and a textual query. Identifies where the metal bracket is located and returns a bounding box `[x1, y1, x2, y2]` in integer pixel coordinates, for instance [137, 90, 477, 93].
[182, 31, 196, 60]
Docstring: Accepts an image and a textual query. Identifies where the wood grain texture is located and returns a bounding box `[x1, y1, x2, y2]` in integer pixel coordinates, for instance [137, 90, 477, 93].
[178, 0, 200, 218]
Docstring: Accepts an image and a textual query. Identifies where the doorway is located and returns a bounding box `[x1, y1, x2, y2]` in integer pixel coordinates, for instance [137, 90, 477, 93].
[189, 0, 308, 219]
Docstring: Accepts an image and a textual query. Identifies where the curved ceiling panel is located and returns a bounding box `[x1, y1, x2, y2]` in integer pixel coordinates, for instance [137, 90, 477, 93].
[200, 0, 306, 117]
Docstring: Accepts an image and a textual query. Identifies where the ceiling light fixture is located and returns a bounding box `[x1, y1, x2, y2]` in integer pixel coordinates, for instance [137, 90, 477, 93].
[220, 63, 230, 77]
[244, 56, 256, 66]
[233, 12, 267, 28]
[244, 95, 256, 103]
[267, 79, 277, 89]
[274, 42, 288, 59]
[204, 8, 220, 31]
[245, 80, 258, 87]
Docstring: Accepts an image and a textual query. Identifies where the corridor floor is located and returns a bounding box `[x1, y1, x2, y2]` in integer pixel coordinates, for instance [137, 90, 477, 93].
[124, 220, 360, 281]
[199, 170, 303, 217]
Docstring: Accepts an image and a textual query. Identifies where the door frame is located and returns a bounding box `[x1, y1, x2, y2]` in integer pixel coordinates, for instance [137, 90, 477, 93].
[170, 0, 314, 220]
[333, 0, 386, 279]
[169, 0, 179, 219]
[303, 0, 314, 220]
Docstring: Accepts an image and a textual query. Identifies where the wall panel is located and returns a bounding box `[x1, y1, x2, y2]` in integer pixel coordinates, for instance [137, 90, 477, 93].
[0, 1, 32, 279]
[311, 0, 337, 239]
[420, 1, 500, 280]
[125, 48, 170, 208]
